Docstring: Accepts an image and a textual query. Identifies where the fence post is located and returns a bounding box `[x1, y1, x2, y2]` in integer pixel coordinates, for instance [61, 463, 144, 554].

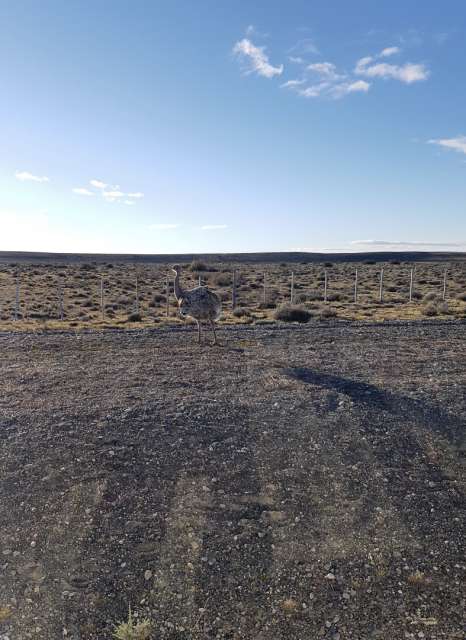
[379, 267, 384, 303]
[290, 271, 295, 304]
[442, 268, 447, 301]
[324, 270, 328, 303]
[100, 275, 105, 320]
[59, 278, 64, 321]
[135, 276, 139, 313]
[199, 275, 202, 287]
[263, 272, 267, 305]
[14, 273, 20, 321]
[409, 268, 414, 302]
[354, 269, 358, 303]
[232, 269, 237, 310]
[166, 277, 170, 317]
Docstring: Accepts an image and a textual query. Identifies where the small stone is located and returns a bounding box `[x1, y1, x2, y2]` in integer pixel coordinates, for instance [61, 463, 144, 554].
[144, 570, 152, 581]
[325, 572, 335, 580]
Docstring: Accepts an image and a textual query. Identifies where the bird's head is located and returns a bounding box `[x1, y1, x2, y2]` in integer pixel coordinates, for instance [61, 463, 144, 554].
[171, 264, 181, 275]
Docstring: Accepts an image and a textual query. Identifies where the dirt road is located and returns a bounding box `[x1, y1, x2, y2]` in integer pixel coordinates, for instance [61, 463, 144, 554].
[0, 322, 465, 639]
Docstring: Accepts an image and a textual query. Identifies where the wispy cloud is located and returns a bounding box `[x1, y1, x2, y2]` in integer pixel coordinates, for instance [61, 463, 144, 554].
[90, 179, 107, 189]
[429, 136, 466, 155]
[280, 79, 306, 89]
[76, 179, 145, 203]
[288, 38, 319, 56]
[351, 239, 466, 248]
[72, 187, 94, 196]
[307, 62, 344, 81]
[149, 223, 181, 230]
[232, 38, 283, 78]
[201, 224, 228, 230]
[355, 46, 429, 83]
[15, 171, 50, 183]
[329, 80, 370, 98]
[380, 46, 400, 57]
[236, 35, 429, 101]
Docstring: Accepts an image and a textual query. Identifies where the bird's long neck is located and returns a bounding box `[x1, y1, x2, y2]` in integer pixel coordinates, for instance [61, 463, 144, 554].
[173, 271, 184, 301]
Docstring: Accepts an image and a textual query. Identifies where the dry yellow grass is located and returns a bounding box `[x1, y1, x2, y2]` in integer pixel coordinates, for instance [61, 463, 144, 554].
[0, 259, 465, 331]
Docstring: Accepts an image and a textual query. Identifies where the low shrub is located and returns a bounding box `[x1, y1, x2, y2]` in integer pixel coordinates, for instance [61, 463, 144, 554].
[212, 272, 231, 287]
[423, 303, 438, 316]
[189, 259, 207, 271]
[127, 312, 142, 322]
[274, 304, 311, 323]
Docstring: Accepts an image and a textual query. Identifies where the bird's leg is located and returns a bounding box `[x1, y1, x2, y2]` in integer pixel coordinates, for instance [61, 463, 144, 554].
[197, 320, 201, 344]
[210, 319, 218, 345]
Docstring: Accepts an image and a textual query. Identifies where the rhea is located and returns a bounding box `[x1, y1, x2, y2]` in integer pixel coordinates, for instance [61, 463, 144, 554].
[171, 264, 222, 344]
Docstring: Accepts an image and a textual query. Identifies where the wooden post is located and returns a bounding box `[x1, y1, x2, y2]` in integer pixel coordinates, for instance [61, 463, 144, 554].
[290, 271, 295, 304]
[166, 277, 170, 317]
[232, 269, 237, 310]
[324, 270, 328, 303]
[263, 272, 267, 305]
[135, 276, 139, 313]
[409, 268, 414, 302]
[354, 269, 358, 303]
[14, 273, 20, 321]
[100, 275, 104, 320]
[442, 268, 447, 301]
[199, 275, 202, 287]
[379, 267, 384, 303]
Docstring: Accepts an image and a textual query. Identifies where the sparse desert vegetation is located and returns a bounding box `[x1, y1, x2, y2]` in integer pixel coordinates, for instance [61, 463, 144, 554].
[0, 253, 465, 331]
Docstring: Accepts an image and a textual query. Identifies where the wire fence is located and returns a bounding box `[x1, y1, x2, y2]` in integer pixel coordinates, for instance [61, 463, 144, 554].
[0, 262, 465, 323]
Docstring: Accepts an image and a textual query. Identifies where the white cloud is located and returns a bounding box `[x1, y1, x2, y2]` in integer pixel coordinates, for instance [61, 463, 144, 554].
[429, 136, 466, 155]
[351, 239, 466, 248]
[298, 83, 330, 98]
[233, 38, 283, 78]
[127, 191, 144, 198]
[307, 62, 343, 80]
[72, 187, 95, 196]
[330, 79, 370, 98]
[289, 56, 305, 64]
[355, 47, 429, 84]
[124, 200, 135, 205]
[15, 171, 50, 183]
[90, 179, 107, 189]
[280, 79, 305, 89]
[380, 46, 400, 57]
[201, 224, 228, 230]
[149, 223, 181, 230]
[356, 59, 429, 83]
[103, 190, 125, 199]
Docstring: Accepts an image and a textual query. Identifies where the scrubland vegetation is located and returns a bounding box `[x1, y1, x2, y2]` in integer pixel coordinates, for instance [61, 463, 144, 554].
[0, 257, 465, 331]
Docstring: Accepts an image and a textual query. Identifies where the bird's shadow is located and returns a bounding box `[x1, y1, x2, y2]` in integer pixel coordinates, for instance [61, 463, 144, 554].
[284, 367, 465, 452]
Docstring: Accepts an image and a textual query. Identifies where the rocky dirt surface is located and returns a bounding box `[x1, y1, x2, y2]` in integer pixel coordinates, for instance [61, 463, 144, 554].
[0, 321, 465, 640]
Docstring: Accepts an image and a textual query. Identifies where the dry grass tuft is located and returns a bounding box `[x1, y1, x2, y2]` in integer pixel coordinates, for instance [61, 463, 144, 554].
[113, 607, 153, 639]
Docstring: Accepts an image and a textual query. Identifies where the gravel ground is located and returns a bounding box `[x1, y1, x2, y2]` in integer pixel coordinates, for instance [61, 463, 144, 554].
[0, 321, 465, 639]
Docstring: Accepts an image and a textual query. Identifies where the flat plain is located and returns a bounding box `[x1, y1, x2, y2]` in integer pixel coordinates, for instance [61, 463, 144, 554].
[0, 253, 466, 331]
[0, 321, 464, 639]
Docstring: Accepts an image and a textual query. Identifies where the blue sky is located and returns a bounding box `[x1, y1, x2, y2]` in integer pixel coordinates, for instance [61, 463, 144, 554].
[1, 0, 465, 254]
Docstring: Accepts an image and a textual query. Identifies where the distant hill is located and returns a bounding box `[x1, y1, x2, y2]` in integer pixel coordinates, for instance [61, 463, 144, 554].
[0, 250, 465, 265]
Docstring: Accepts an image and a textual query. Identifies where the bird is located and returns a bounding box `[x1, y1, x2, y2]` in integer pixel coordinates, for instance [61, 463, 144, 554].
[171, 264, 222, 344]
